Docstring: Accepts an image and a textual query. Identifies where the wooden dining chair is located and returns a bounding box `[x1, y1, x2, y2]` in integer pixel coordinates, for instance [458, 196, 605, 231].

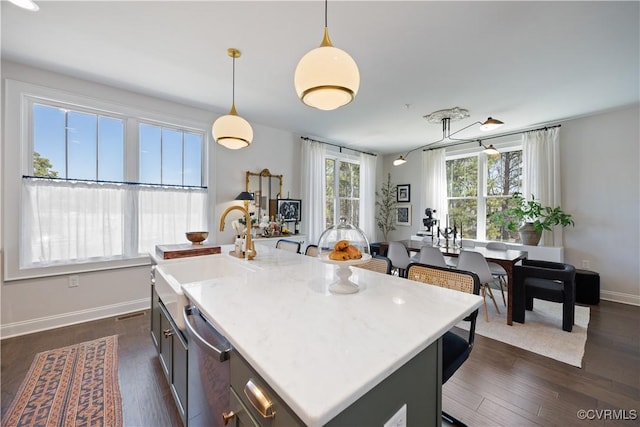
[406, 263, 480, 426]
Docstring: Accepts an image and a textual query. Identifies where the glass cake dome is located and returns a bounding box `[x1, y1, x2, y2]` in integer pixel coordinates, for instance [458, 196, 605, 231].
[317, 218, 371, 294]
[318, 217, 371, 260]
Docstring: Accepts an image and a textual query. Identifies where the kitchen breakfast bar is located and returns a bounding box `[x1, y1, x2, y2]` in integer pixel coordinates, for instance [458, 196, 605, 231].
[155, 245, 482, 426]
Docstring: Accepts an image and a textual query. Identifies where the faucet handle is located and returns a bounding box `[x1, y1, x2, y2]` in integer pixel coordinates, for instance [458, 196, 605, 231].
[247, 241, 257, 260]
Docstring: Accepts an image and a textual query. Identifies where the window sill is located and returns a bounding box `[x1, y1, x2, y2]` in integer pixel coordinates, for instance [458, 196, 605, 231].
[4, 255, 152, 283]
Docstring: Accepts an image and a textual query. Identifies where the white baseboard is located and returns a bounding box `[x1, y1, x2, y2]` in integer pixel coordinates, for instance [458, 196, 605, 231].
[600, 290, 640, 306]
[0, 298, 150, 339]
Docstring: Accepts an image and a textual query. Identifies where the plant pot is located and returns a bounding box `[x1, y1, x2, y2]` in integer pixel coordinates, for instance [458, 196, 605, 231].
[518, 222, 542, 246]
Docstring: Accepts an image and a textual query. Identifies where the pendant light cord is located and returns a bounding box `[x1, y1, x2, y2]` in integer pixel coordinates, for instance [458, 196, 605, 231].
[232, 55, 236, 106]
[324, 0, 328, 27]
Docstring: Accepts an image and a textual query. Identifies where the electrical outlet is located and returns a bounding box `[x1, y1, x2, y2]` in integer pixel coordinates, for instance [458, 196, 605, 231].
[384, 404, 407, 427]
[581, 260, 591, 269]
[68, 275, 79, 288]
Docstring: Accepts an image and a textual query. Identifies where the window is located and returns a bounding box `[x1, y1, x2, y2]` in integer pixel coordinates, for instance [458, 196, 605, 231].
[325, 156, 360, 228]
[446, 147, 522, 241]
[139, 123, 203, 187]
[33, 103, 125, 181]
[21, 96, 207, 269]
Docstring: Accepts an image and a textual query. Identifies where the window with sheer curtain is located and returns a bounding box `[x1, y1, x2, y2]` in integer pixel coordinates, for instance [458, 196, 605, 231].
[446, 147, 522, 241]
[21, 100, 207, 268]
[325, 155, 360, 229]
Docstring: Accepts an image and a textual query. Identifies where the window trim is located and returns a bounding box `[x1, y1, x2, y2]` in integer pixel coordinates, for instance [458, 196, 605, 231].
[3, 79, 211, 281]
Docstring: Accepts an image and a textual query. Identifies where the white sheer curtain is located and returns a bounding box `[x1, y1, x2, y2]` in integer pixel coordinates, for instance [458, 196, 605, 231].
[522, 127, 562, 246]
[422, 148, 448, 228]
[301, 139, 326, 245]
[137, 185, 207, 254]
[359, 152, 377, 243]
[21, 178, 207, 266]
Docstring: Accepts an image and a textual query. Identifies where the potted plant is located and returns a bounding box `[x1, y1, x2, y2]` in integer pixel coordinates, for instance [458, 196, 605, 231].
[490, 192, 574, 245]
[375, 173, 398, 242]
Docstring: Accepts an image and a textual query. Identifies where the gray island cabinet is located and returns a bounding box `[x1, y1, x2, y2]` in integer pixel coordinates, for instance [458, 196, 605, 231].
[175, 245, 481, 426]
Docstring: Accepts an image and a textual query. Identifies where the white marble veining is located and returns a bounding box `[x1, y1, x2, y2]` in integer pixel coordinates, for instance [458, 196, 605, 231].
[180, 245, 482, 427]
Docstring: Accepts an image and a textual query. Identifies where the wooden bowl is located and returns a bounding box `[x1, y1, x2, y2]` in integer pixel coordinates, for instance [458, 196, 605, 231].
[185, 231, 208, 245]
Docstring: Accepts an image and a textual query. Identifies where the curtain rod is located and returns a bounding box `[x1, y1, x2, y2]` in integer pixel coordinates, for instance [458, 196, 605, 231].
[425, 124, 561, 151]
[22, 175, 207, 190]
[300, 136, 377, 157]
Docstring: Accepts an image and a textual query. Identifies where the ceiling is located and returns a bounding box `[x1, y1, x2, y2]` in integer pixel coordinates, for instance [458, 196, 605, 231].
[2, 1, 638, 155]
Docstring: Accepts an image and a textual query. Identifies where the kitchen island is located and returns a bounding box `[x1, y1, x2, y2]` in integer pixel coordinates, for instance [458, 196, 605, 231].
[174, 245, 482, 426]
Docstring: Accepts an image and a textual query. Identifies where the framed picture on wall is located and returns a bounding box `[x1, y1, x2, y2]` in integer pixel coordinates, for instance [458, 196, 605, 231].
[397, 184, 410, 202]
[277, 199, 302, 221]
[396, 203, 411, 226]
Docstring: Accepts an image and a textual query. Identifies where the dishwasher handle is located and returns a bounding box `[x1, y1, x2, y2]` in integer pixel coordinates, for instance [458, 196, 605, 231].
[183, 305, 231, 362]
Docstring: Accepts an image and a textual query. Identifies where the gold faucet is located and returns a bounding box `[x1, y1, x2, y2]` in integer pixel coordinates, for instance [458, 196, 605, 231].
[219, 205, 256, 260]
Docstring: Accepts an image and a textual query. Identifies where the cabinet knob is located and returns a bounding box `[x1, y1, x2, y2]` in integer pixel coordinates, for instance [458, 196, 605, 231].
[221, 411, 236, 425]
[162, 328, 173, 338]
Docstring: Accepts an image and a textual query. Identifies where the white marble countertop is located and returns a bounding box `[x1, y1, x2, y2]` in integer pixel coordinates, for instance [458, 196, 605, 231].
[180, 244, 482, 427]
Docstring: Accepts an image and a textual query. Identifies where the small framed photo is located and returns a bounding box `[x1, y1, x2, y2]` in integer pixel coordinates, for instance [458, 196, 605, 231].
[277, 199, 302, 221]
[397, 184, 410, 202]
[396, 203, 411, 226]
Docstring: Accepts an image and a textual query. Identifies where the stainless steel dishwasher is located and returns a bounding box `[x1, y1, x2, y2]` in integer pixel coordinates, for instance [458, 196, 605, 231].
[183, 305, 232, 427]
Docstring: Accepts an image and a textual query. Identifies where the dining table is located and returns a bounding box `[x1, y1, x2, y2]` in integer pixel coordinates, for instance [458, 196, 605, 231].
[401, 240, 528, 325]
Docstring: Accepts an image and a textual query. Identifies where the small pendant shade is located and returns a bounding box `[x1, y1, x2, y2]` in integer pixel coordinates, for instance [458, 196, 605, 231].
[212, 105, 253, 150]
[213, 48, 253, 150]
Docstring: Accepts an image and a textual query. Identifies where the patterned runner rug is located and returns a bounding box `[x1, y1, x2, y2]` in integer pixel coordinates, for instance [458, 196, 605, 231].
[2, 335, 122, 427]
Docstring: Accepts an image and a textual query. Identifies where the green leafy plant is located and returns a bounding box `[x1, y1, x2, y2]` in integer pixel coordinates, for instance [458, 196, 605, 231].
[490, 192, 575, 233]
[375, 173, 398, 241]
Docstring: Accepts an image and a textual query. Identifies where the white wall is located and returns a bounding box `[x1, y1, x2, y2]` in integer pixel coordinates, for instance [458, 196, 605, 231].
[560, 105, 639, 304]
[2, 61, 637, 339]
[383, 104, 640, 305]
[0, 62, 303, 337]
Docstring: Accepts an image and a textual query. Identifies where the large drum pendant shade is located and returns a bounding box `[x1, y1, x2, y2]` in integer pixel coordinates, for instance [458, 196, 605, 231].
[294, 29, 360, 111]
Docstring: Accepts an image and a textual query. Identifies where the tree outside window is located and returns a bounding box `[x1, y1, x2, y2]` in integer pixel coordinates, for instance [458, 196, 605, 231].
[446, 148, 522, 240]
[325, 157, 360, 229]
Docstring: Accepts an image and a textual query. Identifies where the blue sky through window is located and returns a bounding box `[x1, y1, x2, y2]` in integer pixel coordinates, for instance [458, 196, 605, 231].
[34, 103, 203, 186]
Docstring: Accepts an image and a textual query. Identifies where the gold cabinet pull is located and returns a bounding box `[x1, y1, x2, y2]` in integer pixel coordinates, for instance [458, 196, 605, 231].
[162, 328, 173, 338]
[244, 379, 276, 419]
[221, 411, 236, 425]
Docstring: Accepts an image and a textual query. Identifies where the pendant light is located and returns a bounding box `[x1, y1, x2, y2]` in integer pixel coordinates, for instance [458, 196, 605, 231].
[212, 48, 253, 150]
[480, 142, 500, 157]
[294, 0, 360, 111]
[479, 117, 504, 131]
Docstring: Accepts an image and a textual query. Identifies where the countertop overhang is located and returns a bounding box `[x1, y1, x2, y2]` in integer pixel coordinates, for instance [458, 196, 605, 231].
[179, 245, 482, 427]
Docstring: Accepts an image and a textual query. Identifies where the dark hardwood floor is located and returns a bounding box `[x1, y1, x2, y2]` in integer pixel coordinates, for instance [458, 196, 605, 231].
[0, 311, 182, 427]
[1, 301, 638, 426]
[444, 301, 640, 426]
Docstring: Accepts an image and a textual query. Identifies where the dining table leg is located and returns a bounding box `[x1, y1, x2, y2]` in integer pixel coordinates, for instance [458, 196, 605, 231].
[493, 259, 516, 326]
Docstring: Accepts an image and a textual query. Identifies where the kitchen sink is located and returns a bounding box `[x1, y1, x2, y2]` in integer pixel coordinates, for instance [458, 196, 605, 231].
[154, 253, 261, 330]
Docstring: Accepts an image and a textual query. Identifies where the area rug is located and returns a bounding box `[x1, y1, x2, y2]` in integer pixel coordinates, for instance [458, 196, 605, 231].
[2, 335, 122, 427]
[458, 295, 590, 368]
